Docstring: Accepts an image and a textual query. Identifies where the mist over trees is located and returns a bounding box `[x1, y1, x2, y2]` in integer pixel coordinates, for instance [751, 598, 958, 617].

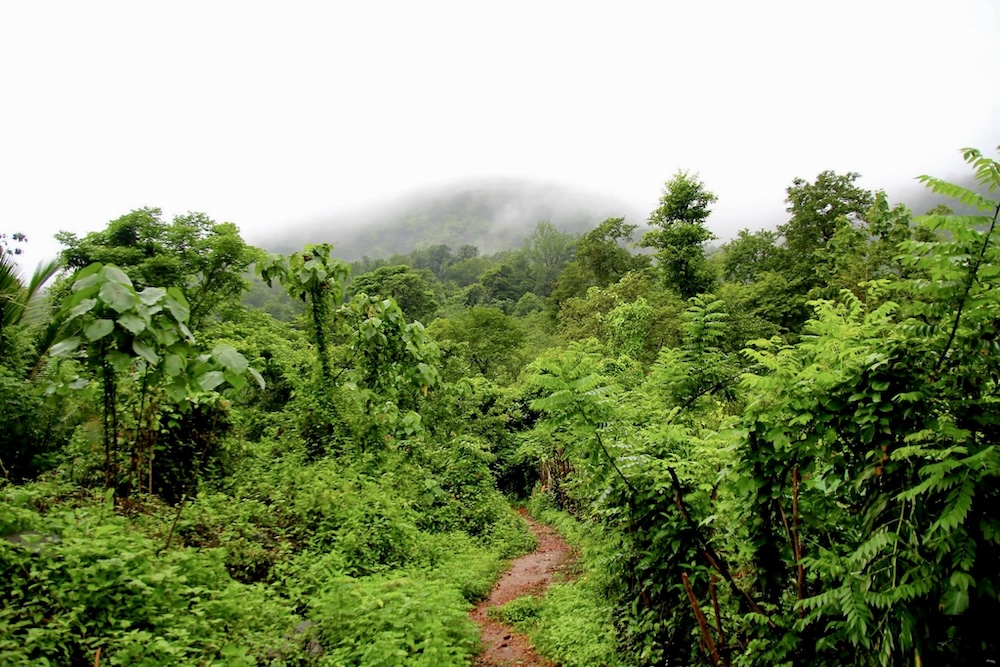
[266, 179, 642, 261]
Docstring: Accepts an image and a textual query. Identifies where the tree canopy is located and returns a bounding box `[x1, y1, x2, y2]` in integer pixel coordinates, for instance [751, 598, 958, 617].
[640, 171, 718, 298]
[57, 208, 262, 326]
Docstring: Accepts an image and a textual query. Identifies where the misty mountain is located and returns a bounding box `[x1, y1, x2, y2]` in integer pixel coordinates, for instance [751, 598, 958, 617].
[258, 170, 987, 264]
[263, 179, 643, 260]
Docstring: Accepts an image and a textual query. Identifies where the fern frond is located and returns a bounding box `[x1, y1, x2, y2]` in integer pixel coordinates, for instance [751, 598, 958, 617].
[962, 146, 1000, 192]
[929, 478, 975, 536]
[849, 530, 899, 569]
[915, 176, 996, 212]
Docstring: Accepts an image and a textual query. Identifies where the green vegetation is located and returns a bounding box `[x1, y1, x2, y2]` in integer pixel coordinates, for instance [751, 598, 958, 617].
[2, 146, 999, 665]
[489, 495, 622, 667]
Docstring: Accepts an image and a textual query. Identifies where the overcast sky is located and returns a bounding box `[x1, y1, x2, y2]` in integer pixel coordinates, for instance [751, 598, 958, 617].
[2, 0, 998, 266]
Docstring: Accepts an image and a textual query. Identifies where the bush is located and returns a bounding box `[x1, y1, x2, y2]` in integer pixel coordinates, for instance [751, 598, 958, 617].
[0, 486, 303, 665]
[308, 576, 479, 666]
[489, 594, 542, 625]
[0, 365, 64, 481]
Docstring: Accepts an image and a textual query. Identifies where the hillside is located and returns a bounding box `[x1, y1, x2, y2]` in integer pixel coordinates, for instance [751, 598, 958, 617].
[263, 179, 642, 260]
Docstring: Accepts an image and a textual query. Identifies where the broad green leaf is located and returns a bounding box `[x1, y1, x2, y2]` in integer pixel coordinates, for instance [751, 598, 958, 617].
[135, 301, 162, 319]
[132, 340, 159, 365]
[940, 587, 970, 615]
[153, 325, 179, 348]
[248, 366, 265, 390]
[50, 336, 82, 357]
[107, 350, 133, 372]
[71, 264, 103, 291]
[117, 312, 146, 335]
[197, 370, 225, 391]
[212, 343, 248, 374]
[166, 381, 188, 403]
[164, 353, 184, 377]
[99, 281, 138, 313]
[68, 377, 90, 390]
[139, 286, 167, 306]
[67, 298, 98, 321]
[74, 262, 103, 279]
[84, 319, 114, 342]
[189, 354, 213, 376]
[178, 321, 194, 342]
[223, 371, 246, 390]
[164, 297, 190, 323]
[165, 288, 190, 322]
[66, 284, 100, 309]
[100, 265, 133, 287]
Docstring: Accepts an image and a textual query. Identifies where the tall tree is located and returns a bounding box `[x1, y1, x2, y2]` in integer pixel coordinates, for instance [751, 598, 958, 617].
[523, 221, 575, 296]
[0, 251, 60, 361]
[547, 217, 649, 319]
[410, 244, 454, 278]
[428, 306, 526, 380]
[640, 171, 718, 299]
[778, 170, 875, 286]
[575, 216, 644, 287]
[718, 228, 780, 285]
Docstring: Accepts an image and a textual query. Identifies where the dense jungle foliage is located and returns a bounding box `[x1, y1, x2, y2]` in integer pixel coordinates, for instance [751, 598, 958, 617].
[2, 147, 998, 666]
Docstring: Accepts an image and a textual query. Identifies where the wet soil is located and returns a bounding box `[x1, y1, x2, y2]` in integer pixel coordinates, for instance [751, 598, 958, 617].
[470, 509, 575, 667]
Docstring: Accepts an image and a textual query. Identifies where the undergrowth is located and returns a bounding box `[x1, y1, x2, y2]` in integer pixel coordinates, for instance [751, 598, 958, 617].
[0, 433, 536, 666]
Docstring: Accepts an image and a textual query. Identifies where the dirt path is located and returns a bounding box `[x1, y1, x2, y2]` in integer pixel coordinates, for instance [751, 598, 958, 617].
[469, 509, 575, 667]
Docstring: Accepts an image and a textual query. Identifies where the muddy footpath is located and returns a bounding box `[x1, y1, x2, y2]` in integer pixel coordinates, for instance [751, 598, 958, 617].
[469, 510, 575, 667]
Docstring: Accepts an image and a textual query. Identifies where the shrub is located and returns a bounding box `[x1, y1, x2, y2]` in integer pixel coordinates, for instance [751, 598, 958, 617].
[0, 487, 303, 665]
[308, 576, 479, 666]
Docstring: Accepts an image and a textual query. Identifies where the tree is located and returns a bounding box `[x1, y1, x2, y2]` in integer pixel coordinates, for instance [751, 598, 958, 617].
[0, 251, 60, 361]
[349, 265, 439, 323]
[546, 261, 595, 319]
[0, 234, 65, 481]
[640, 171, 718, 298]
[428, 306, 526, 380]
[575, 216, 645, 287]
[410, 244, 454, 278]
[523, 221, 575, 296]
[470, 262, 522, 308]
[444, 256, 490, 287]
[810, 192, 917, 300]
[555, 272, 686, 357]
[718, 228, 779, 285]
[50, 263, 261, 495]
[778, 170, 875, 286]
[258, 244, 349, 387]
[57, 209, 262, 328]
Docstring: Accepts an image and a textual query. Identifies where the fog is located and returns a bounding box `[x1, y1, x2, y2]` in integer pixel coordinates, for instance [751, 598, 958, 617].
[264, 178, 644, 260]
[1, 1, 997, 266]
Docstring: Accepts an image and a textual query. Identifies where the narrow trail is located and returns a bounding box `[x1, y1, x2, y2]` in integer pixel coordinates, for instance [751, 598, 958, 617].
[470, 509, 575, 667]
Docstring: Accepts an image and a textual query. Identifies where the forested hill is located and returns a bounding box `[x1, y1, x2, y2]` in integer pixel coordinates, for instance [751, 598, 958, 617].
[264, 179, 642, 260]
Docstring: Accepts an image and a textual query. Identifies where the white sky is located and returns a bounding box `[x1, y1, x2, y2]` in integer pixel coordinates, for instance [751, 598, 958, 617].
[2, 0, 998, 266]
